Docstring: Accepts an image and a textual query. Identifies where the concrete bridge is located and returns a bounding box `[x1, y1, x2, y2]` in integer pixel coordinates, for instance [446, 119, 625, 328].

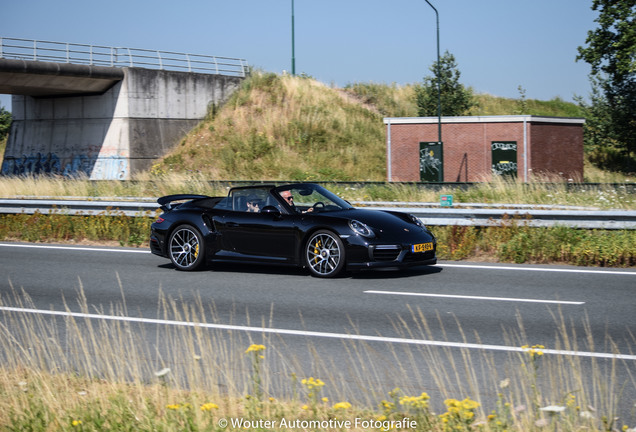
[0, 38, 248, 179]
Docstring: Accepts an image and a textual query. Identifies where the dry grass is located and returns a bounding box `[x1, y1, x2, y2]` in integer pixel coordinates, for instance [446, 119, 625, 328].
[0, 285, 634, 431]
[0, 173, 634, 210]
[151, 72, 386, 181]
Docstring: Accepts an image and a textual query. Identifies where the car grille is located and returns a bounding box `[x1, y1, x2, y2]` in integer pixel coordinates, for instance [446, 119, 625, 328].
[372, 245, 401, 262]
[404, 250, 435, 262]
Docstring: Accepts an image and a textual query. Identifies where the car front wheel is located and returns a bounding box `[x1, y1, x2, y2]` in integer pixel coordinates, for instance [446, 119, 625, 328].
[305, 230, 345, 278]
[168, 224, 205, 271]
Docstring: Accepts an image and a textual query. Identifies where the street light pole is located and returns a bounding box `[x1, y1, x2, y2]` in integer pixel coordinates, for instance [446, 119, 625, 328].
[291, 0, 296, 75]
[423, 0, 441, 148]
[422, 0, 443, 182]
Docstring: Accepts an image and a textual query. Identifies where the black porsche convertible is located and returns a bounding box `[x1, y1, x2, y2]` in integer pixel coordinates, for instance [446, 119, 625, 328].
[150, 183, 437, 277]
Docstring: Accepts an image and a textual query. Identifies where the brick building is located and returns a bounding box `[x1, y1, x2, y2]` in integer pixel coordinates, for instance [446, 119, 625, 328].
[383, 115, 585, 182]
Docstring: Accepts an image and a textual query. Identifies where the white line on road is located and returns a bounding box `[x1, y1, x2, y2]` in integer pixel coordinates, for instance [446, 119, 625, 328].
[0, 243, 149, 253]
[364, 290, 584, 305]
[437, 263, 636, 276]
[1, 306, 634, 361]
[1, 243, 635, 276]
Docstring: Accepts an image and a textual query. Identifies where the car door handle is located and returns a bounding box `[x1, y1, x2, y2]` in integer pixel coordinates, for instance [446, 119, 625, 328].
[226, 222, 240, 227]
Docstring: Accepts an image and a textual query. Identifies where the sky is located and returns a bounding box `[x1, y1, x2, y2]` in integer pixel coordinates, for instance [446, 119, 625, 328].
[1, 0, 599, 111]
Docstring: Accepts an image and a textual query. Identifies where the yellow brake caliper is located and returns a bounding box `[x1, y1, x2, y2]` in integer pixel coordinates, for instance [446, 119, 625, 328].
[313, 239, 322, 264]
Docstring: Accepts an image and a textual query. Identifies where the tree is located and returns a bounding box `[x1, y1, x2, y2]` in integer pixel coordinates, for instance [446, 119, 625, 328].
[577, 0, 636, 171]
[0, 106, 11, 142]
[415, 51, 476, 117]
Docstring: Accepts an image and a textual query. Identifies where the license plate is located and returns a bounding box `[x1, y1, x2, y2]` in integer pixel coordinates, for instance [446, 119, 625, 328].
[412, 242, 434, 253]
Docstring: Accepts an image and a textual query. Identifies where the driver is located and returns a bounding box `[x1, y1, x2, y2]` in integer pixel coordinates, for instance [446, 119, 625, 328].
[280, 190, 295, 209]
[279, 190, 313, 213]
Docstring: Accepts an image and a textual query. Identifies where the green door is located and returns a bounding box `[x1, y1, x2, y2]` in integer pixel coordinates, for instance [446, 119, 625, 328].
[419, 142, 443, 182]
[491, 141, 518, 178]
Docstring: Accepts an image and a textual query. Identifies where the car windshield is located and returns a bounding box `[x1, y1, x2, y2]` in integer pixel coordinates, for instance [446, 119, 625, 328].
[275, 184, 353, 213]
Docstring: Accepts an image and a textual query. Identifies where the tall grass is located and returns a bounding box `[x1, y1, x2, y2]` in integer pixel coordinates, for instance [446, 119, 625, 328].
[0, 287, 634, 431]
[433, 223, 636, 266]
[343, 82, 587, 118]
[0, 210, 154, 247]
[343, 82, 419, 117]
[151, 72, 386, 181]
[0, 136, 7, 161]
[0, 174, 634, 209]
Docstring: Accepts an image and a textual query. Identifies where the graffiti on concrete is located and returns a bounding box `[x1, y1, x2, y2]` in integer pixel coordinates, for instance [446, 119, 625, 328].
[1, 152, 128, 179]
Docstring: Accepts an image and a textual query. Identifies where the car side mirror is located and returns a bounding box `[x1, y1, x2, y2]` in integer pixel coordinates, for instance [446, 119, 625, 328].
[261, 205, 280, 215]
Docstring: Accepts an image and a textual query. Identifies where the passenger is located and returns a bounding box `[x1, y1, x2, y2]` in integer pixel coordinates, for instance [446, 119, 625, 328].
[246, 196, 261, 213]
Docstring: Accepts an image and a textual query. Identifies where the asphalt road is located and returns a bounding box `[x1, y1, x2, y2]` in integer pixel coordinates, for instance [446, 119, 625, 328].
[1, 242, 635, 421]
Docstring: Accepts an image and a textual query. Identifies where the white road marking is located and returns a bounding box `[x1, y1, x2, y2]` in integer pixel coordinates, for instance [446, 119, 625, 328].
[437, 263, 636, 276]
[1, 306, 634, 361]
[1, 243, 635, 276]
[364, 290, 584, 305]
[0, 243, 149, 253]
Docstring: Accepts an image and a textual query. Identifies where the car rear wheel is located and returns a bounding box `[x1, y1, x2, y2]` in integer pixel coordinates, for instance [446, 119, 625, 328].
[168, 224, 205, 271]
[305, 230, 345, 278]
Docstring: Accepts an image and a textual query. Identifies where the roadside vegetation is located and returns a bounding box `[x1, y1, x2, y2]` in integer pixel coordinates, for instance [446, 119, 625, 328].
[150, 72, 386, 181]
[1, 288, 634, 431]
[1, 207, 634, 266]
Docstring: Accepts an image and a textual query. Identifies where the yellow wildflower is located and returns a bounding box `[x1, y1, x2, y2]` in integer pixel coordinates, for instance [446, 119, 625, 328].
[200, 403, 219, 411]
[380, 399, 396, 415]
[72, 420, 82, 427]
[333, 401, 352, 410]
[462, 398, 480, 410]
[301, 377, 325, 390]
[245, 344, 266, 354]
[399, 392, 430, 410]
[522, 344, 545, 359]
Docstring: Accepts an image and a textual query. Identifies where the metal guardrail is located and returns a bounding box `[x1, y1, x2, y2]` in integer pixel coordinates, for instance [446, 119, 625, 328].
[0, 37, 249, 77]
[1, 198, 635, 230]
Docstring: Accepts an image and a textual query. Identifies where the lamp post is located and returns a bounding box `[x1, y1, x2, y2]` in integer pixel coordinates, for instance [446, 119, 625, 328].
[291, 0, 296, 75]
[423, 0, 441, 148]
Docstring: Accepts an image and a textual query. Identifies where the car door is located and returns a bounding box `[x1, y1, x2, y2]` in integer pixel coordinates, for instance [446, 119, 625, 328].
[216, 188, 300, 262]
[220, 211, 299, 261]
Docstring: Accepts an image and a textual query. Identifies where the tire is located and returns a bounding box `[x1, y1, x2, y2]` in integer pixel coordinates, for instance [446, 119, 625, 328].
[168, 224, 205, 271]
[305, 230, 345, 278]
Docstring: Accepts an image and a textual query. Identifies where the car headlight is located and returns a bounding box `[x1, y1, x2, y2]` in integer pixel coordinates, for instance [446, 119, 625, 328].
[349, 220, 374, 238]
[408, 214, 427, 229]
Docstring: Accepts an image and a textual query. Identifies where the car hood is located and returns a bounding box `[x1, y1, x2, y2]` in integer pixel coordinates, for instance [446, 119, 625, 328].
[314, 208, 431, 241]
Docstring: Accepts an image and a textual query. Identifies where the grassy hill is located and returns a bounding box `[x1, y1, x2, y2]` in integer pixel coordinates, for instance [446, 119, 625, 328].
[151, 73, 386, 181]
[152, 72, 586, 181]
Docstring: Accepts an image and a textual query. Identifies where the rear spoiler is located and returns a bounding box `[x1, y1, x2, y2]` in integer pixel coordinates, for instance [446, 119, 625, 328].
[157, 194, 210, 212]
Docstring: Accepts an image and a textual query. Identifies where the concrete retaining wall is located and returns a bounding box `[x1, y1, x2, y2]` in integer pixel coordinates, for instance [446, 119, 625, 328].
[2, 67, 243, 179]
